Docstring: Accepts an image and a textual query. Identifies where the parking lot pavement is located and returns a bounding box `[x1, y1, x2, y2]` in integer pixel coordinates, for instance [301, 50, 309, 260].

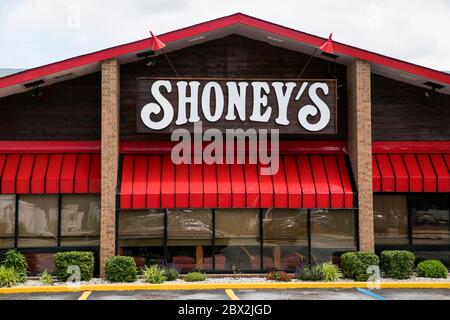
[0, 289, 449, 300]
[90, 290, 230, 300]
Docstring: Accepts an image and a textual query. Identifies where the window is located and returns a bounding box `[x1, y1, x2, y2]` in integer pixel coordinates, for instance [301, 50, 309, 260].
[0, 195, 15, 249]
[119, 210, 165, 268]
[374, 195, 409, 245]
[215, 209, 260, 271]
[167, 209, 213, 271]
[263, 209, 308, 271]
[18, 195, 58, 248]
[61, 195, 100, 247]
[311, 209, 356, 264]
[411, 194, 449, 245]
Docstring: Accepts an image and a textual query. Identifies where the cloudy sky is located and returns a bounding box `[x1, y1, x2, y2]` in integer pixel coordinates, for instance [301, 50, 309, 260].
[1, 0, 449, 71]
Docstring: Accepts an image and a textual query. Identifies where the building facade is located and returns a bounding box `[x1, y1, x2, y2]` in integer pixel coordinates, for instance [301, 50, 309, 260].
[0, 14, 448, 275]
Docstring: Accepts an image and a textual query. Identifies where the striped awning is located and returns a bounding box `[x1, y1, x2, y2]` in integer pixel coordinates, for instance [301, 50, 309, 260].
[373, 153, 450, 193]
[120, 154, 355, 210]
[0, 153, 101, 194]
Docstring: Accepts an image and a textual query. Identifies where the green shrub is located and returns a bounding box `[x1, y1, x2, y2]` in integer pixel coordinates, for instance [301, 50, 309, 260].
[39, 270, 53, 285]
[341, 252, 379, 281]
[184, 272, 207, 282]
[105, 256, 138, 283]
[380, 250, 415, 279]
[318, 263, 342, 282]
[0, 266, 20, 287]
[2, 250, 28, 283]
[296, 265, 323, 281]
[417, 260, 448, 279]
[54, 251, 94, 282]
[266, 271, 292, 282]
[163, 266, 179, 281]
[143, 265, 166, 284]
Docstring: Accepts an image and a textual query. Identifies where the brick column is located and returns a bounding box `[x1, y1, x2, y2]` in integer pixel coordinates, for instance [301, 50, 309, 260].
[100, 58, 120, 277]
[347, 59, 374, 252]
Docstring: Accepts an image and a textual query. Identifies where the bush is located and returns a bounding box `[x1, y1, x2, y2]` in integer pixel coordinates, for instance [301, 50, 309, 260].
[0, 266, 20, 287]
[417, 260, 448, 279]
[266, 271, 292, 282]
[39, 270, 53, 285]
[318, 263, 342, 282]
[341, 252, 379, 281]
[2, 250, 28, 283]
[105, 256, 138, 283]
[54, 251, 95, 282]
[380, 250, 415, 279]
[296, 264, 323, 281]
[162, 265, 179, 281]
[143, 265, 166, 284]
[184, 272, 207, 282]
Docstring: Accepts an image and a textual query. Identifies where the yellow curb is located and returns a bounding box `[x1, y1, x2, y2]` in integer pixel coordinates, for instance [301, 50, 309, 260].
[0, 282, 449, 294]
[225, 289, 240, 300]
[78, 291, 92, 300]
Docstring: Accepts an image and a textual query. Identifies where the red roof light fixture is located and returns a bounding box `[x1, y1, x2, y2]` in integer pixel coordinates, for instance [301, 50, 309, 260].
[320, 33, 335, 54]
[150, 31, 167, 52]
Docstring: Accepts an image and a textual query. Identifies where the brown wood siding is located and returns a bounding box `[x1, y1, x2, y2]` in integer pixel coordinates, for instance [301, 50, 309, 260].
[0, 72, 101, 140]
[120, 35, 348, 141]
[372, 74, 450, 141]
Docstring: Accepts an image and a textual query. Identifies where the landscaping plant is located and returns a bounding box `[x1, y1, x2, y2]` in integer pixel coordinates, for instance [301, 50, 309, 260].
[143, 265, 166, 284]
[318, 263, 342, 282]
[265, 271, 292, 282]
[184, 272, 207, 282]
[39, 270, 54, 285]
[417, 260, 448, 279]
[380, 250, 415, 279]
[295, 264, 323, 281]
[340, 252, 379, 281]
[0, 266, 20, 288]
[105, 256, 138, 283]
[2, 250, 28, 283]
[54, 251, 95, 282]
[162, 264, 179, 281]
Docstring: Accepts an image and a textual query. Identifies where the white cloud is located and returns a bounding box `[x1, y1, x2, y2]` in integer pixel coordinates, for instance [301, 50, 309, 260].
[0, 0, 449, 71]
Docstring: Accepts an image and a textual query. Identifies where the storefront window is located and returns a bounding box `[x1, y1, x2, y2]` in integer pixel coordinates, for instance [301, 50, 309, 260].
[215, 209, 260, 271]
[263, 209, 308, 271]
[311, 209, 356, 264]
[374, 195, 409, 245]
[18, 195, 58, 248]
[61, 195, 100, 247]
[167, 210, 213, 271]
[411, 194, 449, 245]
[119, 210, 165, 268]
[0, 195, 15, 249]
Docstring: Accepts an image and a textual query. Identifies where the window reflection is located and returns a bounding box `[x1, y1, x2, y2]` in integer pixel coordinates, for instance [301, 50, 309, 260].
[411, 194, 449, 245]
[215, 209, 260, 271]
[167, 210, 213, 271]
[18, 195, 58, 248]
[0, 195, 15, 248]
[374, 195, 409, 245]
[263, 209, 308, 271]
[61, 195, 100, 247]
[311, 209, 356, 264]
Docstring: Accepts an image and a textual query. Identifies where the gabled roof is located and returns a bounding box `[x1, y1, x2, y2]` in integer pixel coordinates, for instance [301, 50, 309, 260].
[1, 12, 449, 98]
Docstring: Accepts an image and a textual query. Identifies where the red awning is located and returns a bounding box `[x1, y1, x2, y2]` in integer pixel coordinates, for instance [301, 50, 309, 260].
[120, 154, 355, 210]
[0, 153, 100, 194]
[373, 153, 450, 193]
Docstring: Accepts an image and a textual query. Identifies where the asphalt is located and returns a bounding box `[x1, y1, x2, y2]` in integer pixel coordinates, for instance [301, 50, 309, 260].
[0, 289, 449, 300]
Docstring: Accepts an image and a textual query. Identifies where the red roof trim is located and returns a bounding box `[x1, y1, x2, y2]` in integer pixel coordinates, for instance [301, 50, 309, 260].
[373, 141, 450, 154]
[1, 13, 449, 91]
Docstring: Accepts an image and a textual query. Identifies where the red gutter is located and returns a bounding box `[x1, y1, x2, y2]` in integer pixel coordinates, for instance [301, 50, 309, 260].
[1, 13, 449, 91]
[0, 141, 101, 153]
[373, 141, 450, 154]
